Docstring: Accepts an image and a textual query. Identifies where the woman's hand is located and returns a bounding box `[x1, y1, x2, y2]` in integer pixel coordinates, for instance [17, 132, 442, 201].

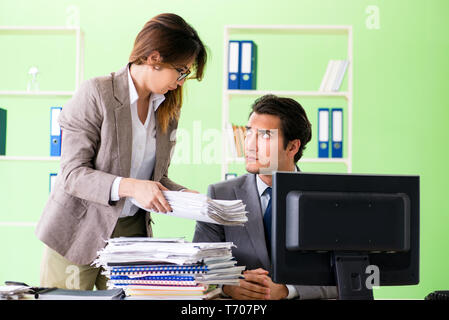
[119, 178, 172, 213]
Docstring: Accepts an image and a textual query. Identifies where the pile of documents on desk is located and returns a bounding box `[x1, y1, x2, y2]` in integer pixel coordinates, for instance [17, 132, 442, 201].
[131, 191, 248, 226]
[94, 237, 245, 300]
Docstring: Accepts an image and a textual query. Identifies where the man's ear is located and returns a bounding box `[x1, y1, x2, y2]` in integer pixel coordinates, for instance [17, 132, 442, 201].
[288, 139, 301, 158]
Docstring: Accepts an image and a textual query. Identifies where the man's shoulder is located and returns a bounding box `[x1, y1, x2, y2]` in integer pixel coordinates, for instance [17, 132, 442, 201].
[209, 173, 252, 189]
[208, 173, 254, 198]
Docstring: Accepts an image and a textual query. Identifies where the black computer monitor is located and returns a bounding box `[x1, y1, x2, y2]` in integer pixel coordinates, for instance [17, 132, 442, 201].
[271, 172, 419, 300]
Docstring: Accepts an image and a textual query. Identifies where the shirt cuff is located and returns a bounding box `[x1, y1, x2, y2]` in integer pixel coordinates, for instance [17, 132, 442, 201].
[286, 284, 299, 300]
[110, 177, 123, 202]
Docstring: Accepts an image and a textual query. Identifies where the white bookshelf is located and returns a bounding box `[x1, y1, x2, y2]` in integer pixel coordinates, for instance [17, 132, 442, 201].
[222, 25, 353, 179]
[0, 91, 75, 96]
[226, 90, 350, 99]
[0, 26, 84, 91]
[0, 26, 84, 161]
[0, 156, 60, 161]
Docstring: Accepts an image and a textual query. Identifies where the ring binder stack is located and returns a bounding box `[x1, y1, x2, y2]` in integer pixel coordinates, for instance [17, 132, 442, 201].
[227, 40, 257, 90]
[318, 108, 344, 158]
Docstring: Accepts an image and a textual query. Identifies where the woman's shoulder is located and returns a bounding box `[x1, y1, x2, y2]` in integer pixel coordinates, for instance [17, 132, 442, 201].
[79, 65, 128, 94]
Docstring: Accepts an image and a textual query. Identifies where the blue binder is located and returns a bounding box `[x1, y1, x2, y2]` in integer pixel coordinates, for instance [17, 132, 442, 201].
[49, 173, 57, 193]
[50, 106, 62, 156]
[228, 40, 240, 89]
[318, 108, 330, 158]
[110, 264, 209, 275]
[239, 40, 257, 90]
[0, 108, 6, 155]
[331, 108, 343, 158]
[225, 173, 238, 180]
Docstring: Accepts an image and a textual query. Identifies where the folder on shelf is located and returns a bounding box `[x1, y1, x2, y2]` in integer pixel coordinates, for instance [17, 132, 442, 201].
[331, 108, 343, 158]
[50, 106, 62, 157]
[318, 108, 330, 158]
[319, 60, 349, 92]
[226, 122, 237, 159]
[0, 108, 6, 155]
[228, 40, 240, 89]
[49, 173, 57, 193]
[232, 124, 246, 158]
[225, 173, 238, 180]
[332, 60, 349, 91]
[319, 60, 333, 92]
[239, 40, 257, 90]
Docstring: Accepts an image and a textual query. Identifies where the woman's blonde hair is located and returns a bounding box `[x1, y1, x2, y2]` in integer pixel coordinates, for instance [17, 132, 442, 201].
[129, 13, 207, 132]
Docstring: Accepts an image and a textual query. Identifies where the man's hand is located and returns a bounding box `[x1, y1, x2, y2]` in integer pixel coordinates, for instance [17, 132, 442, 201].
[223, 268, 289, 300]
[222, 271, 271, 300]
[244, 268, 289, 300]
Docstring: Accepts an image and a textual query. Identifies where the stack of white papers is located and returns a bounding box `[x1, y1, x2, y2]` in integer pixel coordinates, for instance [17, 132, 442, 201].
[131, 191, 248, 226]
[93, 237, 245, 300]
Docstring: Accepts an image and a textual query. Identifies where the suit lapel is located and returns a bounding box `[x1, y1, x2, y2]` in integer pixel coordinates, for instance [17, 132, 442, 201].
[234, 174, 271, 270]
[152, 113, 175, 181]
[112, 66, 132, 178]
[153, 115, 165, 181]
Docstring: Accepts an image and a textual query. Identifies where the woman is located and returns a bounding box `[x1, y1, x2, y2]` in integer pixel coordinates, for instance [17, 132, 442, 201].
[35, 13, 207, 290]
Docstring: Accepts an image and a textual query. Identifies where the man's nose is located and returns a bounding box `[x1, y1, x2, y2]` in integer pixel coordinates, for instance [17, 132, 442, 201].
[245, 132, 257, 152]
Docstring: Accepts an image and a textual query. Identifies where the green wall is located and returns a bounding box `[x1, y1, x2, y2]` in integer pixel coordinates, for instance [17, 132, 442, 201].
[0, 0, 448, 299]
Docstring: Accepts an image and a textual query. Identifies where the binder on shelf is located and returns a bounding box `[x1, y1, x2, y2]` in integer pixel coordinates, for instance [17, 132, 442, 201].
[332, 60, 349, 91]
[319, 60, 333, 92]
[319, 60, 349, 92]
[228, 40, 241, 89]
[232, 124, 246, 158]
[0, 108, 6, 155]
[226, 122, 237, 159]
[239, 40, 257, 90]
[318, 108, 330, 158]
[49, 173, 57, 193]
[50, 106, 62, 157]
[331, 108, 343, 158]
[225, 173, 238, 180]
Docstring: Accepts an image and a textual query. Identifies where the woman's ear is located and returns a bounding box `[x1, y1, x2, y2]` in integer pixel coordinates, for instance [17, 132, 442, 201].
[146, 51, 162, 69]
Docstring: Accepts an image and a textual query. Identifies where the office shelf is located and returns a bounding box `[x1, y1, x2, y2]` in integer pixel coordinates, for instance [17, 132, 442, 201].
[0, 26, 84, 89]
[222, 24, 353, 178]
[226, 156, 349, 164]
[226, 89, 349, 98]
[0, 156, 60, 161]
[0, 25, 84, 164]
[0, 91, 75, 96]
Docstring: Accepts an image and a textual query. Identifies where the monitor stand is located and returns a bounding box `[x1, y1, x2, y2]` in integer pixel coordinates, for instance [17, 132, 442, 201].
[332, 252, 374, 300]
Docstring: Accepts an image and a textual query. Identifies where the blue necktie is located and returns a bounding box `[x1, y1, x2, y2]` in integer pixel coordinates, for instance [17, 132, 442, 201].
[263, 187, 272, 254]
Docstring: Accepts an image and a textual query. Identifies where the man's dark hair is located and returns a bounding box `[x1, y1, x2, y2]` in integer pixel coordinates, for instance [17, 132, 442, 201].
[249, 94, 312, 162]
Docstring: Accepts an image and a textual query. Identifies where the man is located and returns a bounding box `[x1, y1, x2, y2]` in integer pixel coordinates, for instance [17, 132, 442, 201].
[193, 94, 337, 300]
